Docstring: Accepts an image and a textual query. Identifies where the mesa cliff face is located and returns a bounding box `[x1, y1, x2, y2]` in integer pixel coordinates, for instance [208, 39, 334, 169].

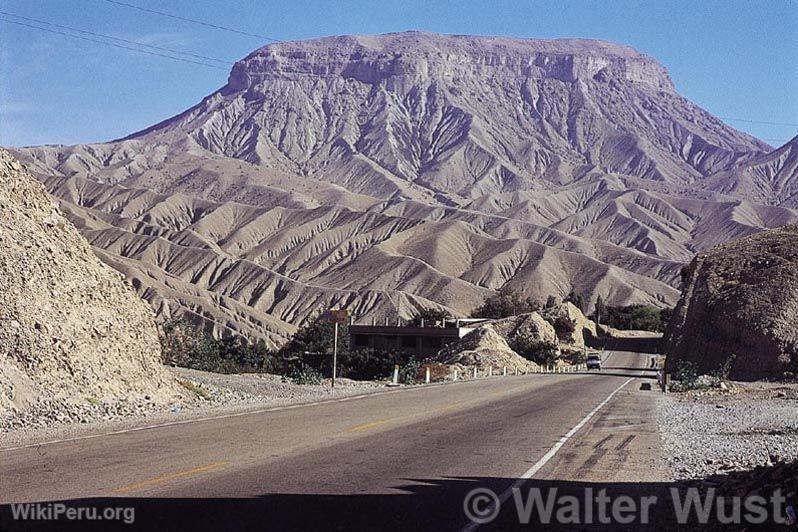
[0, 150, 178, 414]
[10, 32, 797, 344]
[129, 32, 764, 198]
[665, 225, 798, 380]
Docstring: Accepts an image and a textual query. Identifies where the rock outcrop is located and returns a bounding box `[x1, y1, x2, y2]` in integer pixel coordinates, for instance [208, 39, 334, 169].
[490, 311, 558, 346]
[0, 150, 178, 415]
[665, 225, 798, 380]
[540, 302, 598, 348]
[436, 324, 538, 372]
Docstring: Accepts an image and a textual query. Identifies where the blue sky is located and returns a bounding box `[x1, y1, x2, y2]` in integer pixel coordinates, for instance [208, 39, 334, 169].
[1, 0, 796, 147]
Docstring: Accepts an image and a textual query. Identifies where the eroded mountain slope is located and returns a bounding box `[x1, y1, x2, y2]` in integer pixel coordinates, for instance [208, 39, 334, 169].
[10, 32, 797, 343]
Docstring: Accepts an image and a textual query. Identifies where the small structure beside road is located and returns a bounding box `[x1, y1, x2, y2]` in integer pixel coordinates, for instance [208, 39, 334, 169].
[348, 318, 490, 357]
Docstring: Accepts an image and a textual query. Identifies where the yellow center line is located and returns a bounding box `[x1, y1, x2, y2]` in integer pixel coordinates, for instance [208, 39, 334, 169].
[347, 419, 391, 432]
[111, 461, 228, 494]
[437, 402, 463, 412]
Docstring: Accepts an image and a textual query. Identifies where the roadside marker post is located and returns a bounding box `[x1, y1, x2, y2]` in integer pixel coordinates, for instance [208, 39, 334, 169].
[453, 369, 458, 381]
[488, 367, 493, 377]
[473, 367, 478, 379]
[425, 366, 431, 384]
[502, 366, 507, 376]
[392, 365, 399, 385]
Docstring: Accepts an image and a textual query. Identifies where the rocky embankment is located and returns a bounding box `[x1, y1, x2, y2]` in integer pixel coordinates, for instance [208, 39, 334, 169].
[666, 225, 798, 380]
[435, 302, 598, 371]
[0, 150, 180, 423]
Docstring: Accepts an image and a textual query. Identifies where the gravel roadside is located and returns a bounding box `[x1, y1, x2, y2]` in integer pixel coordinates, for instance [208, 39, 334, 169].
[1, 366, 389, 449]
[657, 382, 798, 479]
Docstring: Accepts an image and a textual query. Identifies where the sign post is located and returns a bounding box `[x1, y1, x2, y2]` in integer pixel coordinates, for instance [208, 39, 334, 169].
[321, 309, 349, 388]
[332, 322, 338, 388]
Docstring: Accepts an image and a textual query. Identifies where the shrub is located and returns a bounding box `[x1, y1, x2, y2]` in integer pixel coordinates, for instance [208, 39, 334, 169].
[711, 354, 736, 382]
[399, 358, 423, 383]
[593, 305, 673, 332]
[289, 363, 323, 385]
[670, 359, 701, 391]
[337, 348, 402, 380]
[176, 379, 212, 400]
[278, 317, 348, 360]
[472, 288, 540, 319]
[409, 308, 451, 327]
[160, 318, 276, 374]
[510, 331, 559, 366]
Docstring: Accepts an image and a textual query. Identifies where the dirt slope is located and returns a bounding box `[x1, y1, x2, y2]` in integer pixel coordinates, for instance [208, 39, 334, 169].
[0, 150, 178, 415]
[665, 225, 798, 380]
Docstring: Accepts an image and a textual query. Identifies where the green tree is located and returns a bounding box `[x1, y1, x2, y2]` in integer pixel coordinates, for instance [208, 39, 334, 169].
[409, 308, 452, 327]
[160, 318, 276, 373]
[472, 288, 540, 319]
[597, 305, 673, 332]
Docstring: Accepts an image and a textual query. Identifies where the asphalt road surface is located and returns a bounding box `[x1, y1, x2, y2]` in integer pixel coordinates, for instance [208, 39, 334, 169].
[1, 351, 665, 531]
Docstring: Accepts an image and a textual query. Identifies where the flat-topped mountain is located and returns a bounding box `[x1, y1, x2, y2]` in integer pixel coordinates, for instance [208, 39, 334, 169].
[10, 32, 797, 343]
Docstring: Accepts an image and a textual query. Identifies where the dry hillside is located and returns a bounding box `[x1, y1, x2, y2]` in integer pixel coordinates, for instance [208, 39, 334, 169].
[666, 225, 798, 380]
[10, 32, 798, 344]
[0, 150, 178, 416]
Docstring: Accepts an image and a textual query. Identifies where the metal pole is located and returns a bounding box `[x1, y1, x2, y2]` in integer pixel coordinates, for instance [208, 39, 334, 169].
[332, 322, 338, 388]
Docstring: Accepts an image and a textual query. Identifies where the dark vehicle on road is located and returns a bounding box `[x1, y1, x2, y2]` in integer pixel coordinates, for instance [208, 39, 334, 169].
[586, 354, 602, 370]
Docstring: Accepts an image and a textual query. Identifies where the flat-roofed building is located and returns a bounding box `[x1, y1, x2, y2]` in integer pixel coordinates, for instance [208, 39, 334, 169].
[348, 318, 490, 357]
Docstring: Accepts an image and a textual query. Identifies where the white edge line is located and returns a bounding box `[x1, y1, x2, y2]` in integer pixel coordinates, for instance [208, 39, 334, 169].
[460, 376, 634, 532]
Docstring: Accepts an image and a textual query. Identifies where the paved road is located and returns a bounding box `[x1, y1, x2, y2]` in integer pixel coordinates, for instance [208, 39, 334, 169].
[1, 351, 662, 531]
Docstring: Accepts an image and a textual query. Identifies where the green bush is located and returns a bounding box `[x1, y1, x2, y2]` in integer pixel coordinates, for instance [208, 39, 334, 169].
[337, 348, 402, 380]
[472, 288, 540, 319]
[160, 318, 276, 374]
[409, 308, 451, 327]
[289, 363, 323, 385]
[593, 305, 672, 332]
[670, 359, 702, 391]
[399, 358, 423, 383]
[510, 332, 559, 366]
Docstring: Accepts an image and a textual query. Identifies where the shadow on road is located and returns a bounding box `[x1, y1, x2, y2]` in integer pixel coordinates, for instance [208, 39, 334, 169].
[2, 476, 779, 532]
